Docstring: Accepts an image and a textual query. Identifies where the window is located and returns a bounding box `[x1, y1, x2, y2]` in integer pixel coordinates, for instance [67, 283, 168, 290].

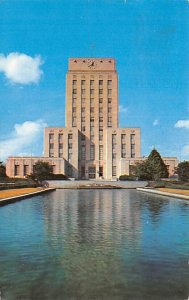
[68, 143, 72, 149]
[131, 144, 135, 158]
[90, 107, 94, 113]
[99, 135, 103, 141]
[108, 98, 112, 103]
[112, 166, 116, 177]
[99, 107, 103, 113]
[121, 134, 126, 142]
[99, 80, 103, 86]
[99, 89, 103, 94]
[59, 134, 63, 142]
[99, 122, 103, 128]
[49, 133, 54, 139]
[59, 143, 63, 149]
[49, 143, 54, 149]
[81, 107, 85, 113]
[81, 145, 86, 160]
[81, 98, 85, 104]
[90, 89, 94, 95]
[73, 80, 77, 86]
[73, 89, 77, 94]
[107, 80, 112, 87]
[82, 126, 85, 132]
[112, 153, 116, 159]
[23, 165, 29, 176]
[68, 134, 73, 140]
[99, 145, 103, 160]
[90, 80, 94, 87]
[72, 118, 76, 127]
[108, 89, 112, 96]
[108, 107, 112, 113]
[131, 134, 135, 143]
[90, 144, 95, 160]
[99, 166, 103, 177]
[99, 98, 103, 103]
[68, 151, 72, 160]
[81, 80, 85, 86]
[112, 134, 116, 143]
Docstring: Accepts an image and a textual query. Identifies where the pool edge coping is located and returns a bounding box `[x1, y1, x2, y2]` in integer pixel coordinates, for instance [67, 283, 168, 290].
[0, 188, 56, 206]
[137, 188, 189, 200]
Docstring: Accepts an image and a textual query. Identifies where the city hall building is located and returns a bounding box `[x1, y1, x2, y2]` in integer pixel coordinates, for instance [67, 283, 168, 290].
[6, 58, 178, 179]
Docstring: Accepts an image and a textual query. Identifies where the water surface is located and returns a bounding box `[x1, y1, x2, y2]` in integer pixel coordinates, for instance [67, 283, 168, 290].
[0, 189, 188, 299]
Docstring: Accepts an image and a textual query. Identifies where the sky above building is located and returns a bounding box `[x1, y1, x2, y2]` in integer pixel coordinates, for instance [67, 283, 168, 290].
[0, 0, 189, 161]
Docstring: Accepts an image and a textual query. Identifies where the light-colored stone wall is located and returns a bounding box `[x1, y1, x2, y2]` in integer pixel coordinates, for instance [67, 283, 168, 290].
[6, 157, 65, 178]
[105, 128, 141, 179]
[6, 57, 179, 180]
[118, 157, 178, 177]
[44, 127, 79, 178]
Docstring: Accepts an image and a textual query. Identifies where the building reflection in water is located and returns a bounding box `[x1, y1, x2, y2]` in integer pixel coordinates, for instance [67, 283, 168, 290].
[43, 189, 142, 250]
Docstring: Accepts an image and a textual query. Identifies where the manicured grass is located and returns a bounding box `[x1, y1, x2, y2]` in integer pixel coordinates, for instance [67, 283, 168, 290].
[157, 188, 189, 196]
[0, 188, 43, 199]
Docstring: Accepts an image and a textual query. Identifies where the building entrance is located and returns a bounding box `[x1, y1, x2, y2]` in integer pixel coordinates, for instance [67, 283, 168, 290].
[88, 166, 96, 179]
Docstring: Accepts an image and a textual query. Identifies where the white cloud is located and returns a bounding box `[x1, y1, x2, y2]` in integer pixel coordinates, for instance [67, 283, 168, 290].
[0, 120, 47, 161]
[119, 105, 128, 113]
[153, 119, 159, 126]
[0, 52, 43, 84]
[175, 120, 189, 130]
[175, 119, 189, 159]
[182, 145, 189, 157]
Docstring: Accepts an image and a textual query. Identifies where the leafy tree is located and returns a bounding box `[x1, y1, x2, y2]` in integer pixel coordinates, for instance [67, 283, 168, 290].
[177, 161, 189, 182]
[28, 161, 53, 181]
[134, 149, 169, 181]
[134, 161, 152, 180]
[0, 161, 7, 178]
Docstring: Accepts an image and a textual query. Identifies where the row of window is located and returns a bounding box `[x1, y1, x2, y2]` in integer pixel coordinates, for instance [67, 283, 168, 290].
[73, 80, 112, 86]
[14, 164, 56, 176]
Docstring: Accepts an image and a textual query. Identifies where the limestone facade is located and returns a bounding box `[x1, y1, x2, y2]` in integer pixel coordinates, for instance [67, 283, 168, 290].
[6, 58, 178, 179]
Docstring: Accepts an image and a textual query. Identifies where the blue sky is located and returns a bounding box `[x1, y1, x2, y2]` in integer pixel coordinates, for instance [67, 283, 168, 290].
[0, 0, 189, 161]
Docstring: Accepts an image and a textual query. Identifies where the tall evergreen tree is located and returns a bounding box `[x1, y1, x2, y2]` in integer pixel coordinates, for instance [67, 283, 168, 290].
[146, 149, 169, 180]
[134, 149, 168, 180]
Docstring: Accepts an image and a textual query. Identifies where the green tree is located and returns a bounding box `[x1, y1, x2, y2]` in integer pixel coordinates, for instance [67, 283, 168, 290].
[134, 149, 169, 181]
[28, 161, 53, 181]
[177, 161, 189, 182]
[134, 161, 152, 180]
[0, 161, 7, 178]
[146, 149, 169, 180]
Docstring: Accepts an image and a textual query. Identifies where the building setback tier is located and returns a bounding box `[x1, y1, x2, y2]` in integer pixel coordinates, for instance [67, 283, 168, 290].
[6, 58, 179, 179]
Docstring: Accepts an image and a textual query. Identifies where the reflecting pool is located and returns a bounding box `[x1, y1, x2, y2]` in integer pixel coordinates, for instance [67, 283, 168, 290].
[0, 189, 188, 300]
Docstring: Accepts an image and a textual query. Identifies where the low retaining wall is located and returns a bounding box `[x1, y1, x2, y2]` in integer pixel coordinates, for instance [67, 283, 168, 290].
[137, 188, 189, 201]
[0, 188, 56, 206]
[47, 180, 148, 189]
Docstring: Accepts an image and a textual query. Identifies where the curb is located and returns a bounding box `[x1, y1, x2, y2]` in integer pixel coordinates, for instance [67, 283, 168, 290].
[0, 188, 56, 206]
[137, 188, 189, 201]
